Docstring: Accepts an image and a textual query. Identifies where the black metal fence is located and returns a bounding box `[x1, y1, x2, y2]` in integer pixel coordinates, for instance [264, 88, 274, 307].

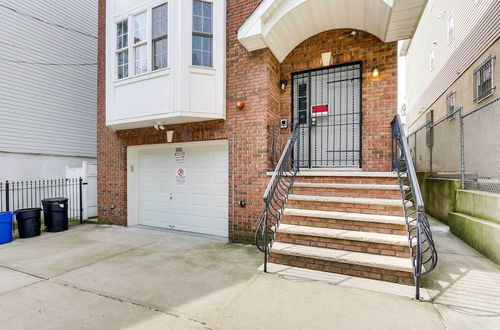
[0, 178, 85, 223]
[408, 96, 500, 194]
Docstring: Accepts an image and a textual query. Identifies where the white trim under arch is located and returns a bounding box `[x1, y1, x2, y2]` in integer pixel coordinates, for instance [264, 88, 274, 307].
[238, 0, 427, 62]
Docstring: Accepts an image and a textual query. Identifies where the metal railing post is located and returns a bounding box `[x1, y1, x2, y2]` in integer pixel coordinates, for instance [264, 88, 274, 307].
[79, 177, 83, 224]
[263, 204, 268, 273]
[415, 218, 421, 300]
[459, 108, 465, 189]
[5, 181, 9, 212]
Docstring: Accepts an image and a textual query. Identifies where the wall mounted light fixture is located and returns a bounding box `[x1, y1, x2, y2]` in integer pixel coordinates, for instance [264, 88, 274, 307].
[371, 66, 380, 78]
[235, 101, 244, 110]
[321, 52, 332, 67]
[279, 79, 288, 90]
[166, 130, 174, 143]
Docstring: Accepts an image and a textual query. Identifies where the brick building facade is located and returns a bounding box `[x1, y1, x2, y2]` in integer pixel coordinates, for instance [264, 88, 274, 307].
[98, 0, 398, 243]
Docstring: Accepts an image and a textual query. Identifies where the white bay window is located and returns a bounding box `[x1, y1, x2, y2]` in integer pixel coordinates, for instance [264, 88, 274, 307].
[107, 0, 225, 130]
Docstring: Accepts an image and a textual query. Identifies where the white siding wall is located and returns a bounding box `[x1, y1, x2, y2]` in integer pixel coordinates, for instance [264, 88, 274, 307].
[405, 0, 499, 128]
[0, 0, 97, 158]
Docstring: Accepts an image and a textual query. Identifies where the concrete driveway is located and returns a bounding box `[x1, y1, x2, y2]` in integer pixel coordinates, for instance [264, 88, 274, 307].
[0, 222, 495, 330]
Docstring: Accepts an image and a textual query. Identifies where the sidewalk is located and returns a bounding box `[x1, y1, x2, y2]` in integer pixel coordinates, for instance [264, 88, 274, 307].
[422, 216, 500, 330]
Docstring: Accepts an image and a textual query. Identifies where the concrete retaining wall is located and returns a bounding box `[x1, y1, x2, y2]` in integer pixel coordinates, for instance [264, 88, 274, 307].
[416, 172, 500, 264]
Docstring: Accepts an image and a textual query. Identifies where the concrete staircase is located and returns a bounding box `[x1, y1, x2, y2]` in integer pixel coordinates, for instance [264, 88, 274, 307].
[268, 170, 414, 284]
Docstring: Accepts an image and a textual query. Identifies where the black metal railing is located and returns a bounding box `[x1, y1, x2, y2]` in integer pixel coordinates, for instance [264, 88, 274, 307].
[0, 178, 85, 223]
[392, 115, 437, 299]
[256, 123, 300, 271]
[268, 124, 291, 169]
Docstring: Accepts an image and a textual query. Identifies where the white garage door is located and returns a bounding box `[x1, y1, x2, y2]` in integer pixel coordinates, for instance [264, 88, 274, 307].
[135, 140, 228, 237]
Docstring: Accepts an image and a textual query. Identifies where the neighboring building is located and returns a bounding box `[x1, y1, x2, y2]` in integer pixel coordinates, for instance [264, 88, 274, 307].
[401, 0, 500, 266]
[99, 0, 428, 241]
[403, 0, 499, 130]
[0, 0, 97, 180]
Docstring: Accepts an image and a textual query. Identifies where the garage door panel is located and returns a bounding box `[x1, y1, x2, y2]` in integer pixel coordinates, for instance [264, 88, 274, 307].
[135, 140, 228, 237]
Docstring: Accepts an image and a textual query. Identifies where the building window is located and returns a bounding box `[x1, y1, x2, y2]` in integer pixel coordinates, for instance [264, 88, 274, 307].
[152, 3, 168, 70]
[116, 20, 129, 79]
[192, 0, 213, 67]
[447, 14, 454, 44]
[429, 47, 435, 72]
[297, 83, 308, 124]
[117, 50, 129, 79]
[446, 92, 456, 119]
[133, 12, 147, 74]
[474, 56, 496, 103]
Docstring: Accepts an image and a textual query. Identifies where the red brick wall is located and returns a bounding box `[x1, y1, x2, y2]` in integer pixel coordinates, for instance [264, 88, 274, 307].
[98, 0, 278, 242]
[279, 29, 397, 171]
[97, 1, 396, 242]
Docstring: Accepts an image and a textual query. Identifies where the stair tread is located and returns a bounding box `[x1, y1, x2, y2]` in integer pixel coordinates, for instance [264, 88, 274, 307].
[267, 171, 403, 177]
[289, 194, 404, 206]
[278, 224, 408, 245]
[271, 242, 413, 272]
[293, 182, 405, 190]
[284, 208, 406, 225]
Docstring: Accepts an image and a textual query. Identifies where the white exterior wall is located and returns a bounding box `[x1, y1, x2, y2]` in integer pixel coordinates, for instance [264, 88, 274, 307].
[404, 0, 499, 129]
[0, 0, 97, 180]
[105, 0, 226, 130]
[0, 152, 95, 181]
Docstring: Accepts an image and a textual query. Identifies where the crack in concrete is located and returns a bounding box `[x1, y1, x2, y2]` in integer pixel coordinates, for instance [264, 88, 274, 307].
[52, 280, 212, 329]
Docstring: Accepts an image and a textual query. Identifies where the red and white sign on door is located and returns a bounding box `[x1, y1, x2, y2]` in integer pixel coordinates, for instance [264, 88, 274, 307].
[311, 104, 328, 117]
[176, 168, 186, 185]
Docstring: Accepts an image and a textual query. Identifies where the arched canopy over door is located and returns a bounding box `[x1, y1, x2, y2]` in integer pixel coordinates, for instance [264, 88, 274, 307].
[238, 0, 427, 62]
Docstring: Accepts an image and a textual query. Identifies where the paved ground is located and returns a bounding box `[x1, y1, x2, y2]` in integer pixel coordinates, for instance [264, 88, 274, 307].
[0, 220, 498, 329]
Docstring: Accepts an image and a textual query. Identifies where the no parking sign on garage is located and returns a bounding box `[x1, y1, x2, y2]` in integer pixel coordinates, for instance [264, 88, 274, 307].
[176, 167, 186, 185]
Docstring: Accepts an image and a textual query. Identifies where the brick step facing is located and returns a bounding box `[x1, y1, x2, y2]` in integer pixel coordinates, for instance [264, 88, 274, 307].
[282, 208, 408, 235]
[268, 242, 414, 284]
[287, 194, 406, 216]
[267, 171, 403, 185]
[291, 182, 403, 199]
[275, 224, 410, 258]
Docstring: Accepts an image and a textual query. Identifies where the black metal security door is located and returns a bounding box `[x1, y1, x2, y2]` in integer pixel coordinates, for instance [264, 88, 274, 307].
[293, 62, 362, 168]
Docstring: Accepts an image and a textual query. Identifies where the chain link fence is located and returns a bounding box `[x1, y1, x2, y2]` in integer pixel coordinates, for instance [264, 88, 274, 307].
[408, 96, 500, 194]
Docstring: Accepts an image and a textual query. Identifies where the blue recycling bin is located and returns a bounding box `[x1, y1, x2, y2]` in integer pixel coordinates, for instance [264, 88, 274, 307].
[0, 211, 14, 244]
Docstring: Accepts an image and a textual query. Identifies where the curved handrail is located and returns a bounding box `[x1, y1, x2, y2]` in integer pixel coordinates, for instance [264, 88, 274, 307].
[255, 124, 299, 270]
[391, 114, 438, 300]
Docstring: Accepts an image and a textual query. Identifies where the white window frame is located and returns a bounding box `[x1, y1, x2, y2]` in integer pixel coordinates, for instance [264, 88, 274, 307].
[114, 2, 169, 81]
[447, 13, 454, 45]
[192, 0, 213, 68]
[133, 11, 148, 75]
[152, 3, 169, 71]
[116, 20, 129, 79]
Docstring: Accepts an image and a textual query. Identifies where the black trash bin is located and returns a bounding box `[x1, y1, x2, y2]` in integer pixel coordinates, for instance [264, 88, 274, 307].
[42, 198, 69, 232]
[15, 208, 42, 238]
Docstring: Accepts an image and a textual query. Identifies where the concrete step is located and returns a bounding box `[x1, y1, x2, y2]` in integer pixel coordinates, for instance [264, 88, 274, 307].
[278, 224, 408, 245]
[287, 195, 405, 216]
[293, 182, 403, 190]
[269, 242, 414, 284]
[282, 208, 407, 235]
[276, 224, 409, 258]
[292, 182, 403, 199]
